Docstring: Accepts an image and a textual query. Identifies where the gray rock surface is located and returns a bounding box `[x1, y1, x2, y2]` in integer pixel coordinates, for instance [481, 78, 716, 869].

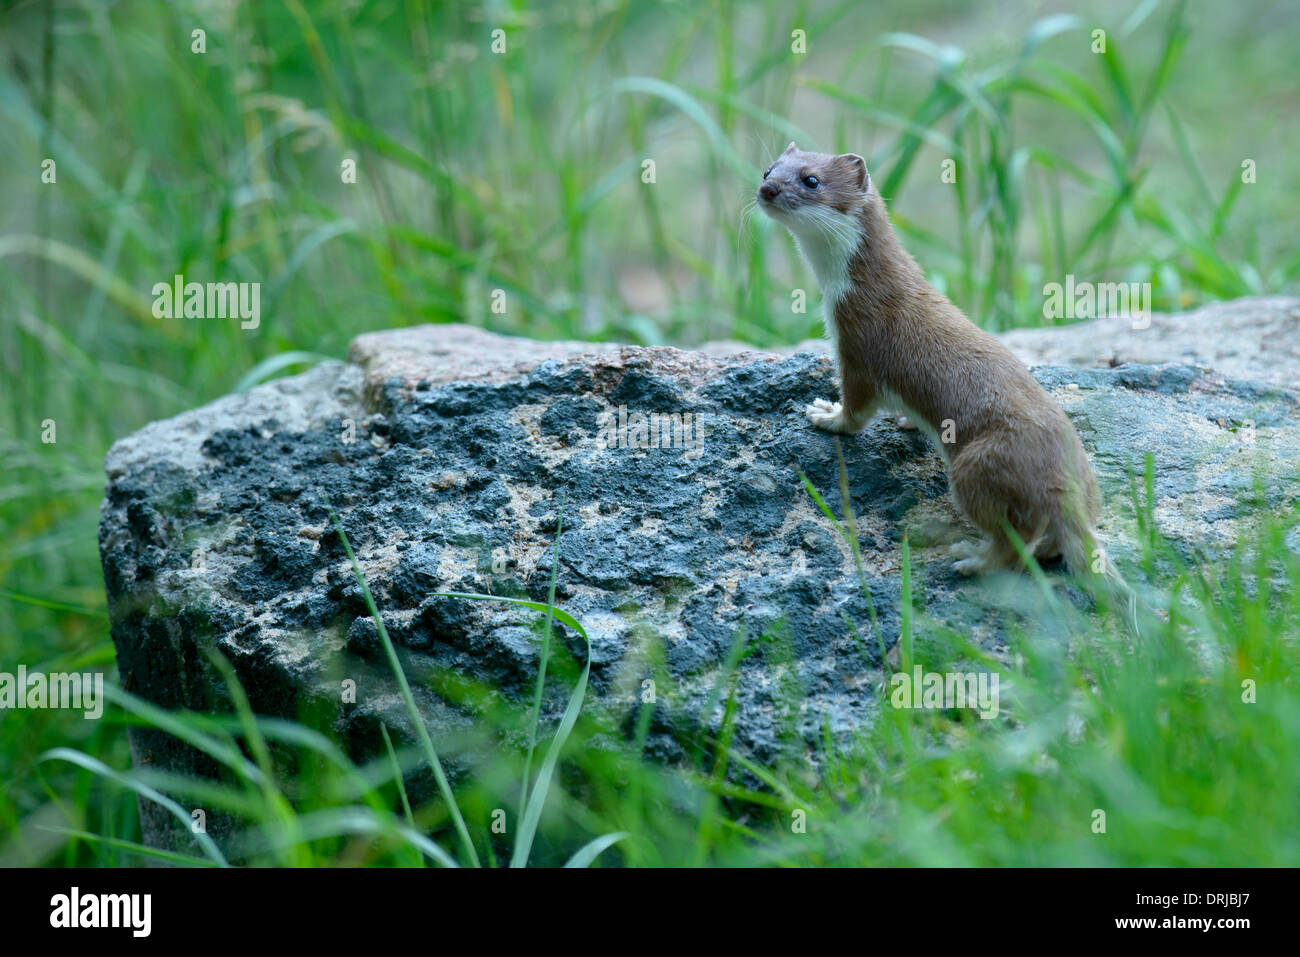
[99, 299, 1300, 853]
[723, 297, 1300, 393]
[999, 296, 1300, 390]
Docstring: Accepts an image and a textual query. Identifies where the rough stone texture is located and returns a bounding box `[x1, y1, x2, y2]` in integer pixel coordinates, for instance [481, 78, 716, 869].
[720, 297, 1300, 393]
[996, 296, 1299, 390]
[99, 299, 1300, 853]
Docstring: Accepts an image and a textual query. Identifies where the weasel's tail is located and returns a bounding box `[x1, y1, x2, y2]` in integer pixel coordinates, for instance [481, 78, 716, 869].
[1056, 518, 1141, 637]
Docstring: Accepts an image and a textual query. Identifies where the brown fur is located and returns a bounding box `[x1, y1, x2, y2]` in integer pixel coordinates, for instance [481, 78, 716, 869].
[759, 143, 1110, 580]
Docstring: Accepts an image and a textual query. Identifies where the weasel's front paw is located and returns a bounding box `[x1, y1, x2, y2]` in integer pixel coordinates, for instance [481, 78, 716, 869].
[805, 398, 859, 434]
[897, 413, 919, 431]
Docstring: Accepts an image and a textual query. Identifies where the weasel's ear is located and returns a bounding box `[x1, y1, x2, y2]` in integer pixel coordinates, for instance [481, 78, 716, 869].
[838, 153, 868, 190]
[783, 141, 797, 155]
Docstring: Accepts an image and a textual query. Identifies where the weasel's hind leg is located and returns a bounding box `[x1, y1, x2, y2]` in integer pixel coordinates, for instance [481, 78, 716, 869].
[949, 536, 1020, 576]
[948, 538, 988, 576]
[947, 434, 1053, 575]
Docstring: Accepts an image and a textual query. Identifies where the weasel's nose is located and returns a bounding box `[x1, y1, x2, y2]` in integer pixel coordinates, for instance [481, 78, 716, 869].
[759, 182, 780, 201]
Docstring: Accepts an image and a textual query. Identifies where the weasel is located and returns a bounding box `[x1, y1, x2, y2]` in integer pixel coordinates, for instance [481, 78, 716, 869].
[758, 142, 1135, 621]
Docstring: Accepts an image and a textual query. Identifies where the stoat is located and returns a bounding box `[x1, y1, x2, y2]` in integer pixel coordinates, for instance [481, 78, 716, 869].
[758, 142, 1134, 621]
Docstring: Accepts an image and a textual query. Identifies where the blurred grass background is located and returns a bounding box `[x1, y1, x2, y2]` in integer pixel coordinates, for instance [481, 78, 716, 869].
[1, 0, 1298, 866]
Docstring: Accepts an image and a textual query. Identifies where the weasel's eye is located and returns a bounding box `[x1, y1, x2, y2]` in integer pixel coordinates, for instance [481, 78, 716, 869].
[802, 175, 820, 189]
[763, 166, 772, 180]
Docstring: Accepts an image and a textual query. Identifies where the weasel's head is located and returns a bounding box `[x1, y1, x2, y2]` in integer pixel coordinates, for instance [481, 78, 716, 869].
[756, 142, 870, 236]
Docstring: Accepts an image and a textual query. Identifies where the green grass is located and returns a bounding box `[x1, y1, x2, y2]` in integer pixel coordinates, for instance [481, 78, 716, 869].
[18, 466, 1300, 867]
[2, 0, 1298, 866]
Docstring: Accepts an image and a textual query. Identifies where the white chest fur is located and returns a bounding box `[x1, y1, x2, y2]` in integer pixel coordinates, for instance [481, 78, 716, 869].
[786, 207, 946, 462]
[788, 207, 859, 370]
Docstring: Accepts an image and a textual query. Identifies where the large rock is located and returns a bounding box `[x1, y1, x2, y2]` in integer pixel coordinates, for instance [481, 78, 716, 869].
[998, 296, 1300, 390]
[99, 298, 1300, 853]
[744, 296, 1300, 391]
